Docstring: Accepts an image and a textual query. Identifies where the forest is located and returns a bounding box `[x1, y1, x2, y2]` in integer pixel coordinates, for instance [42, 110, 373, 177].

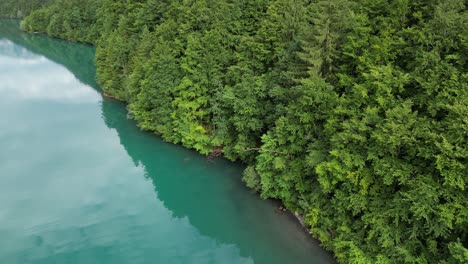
[0, 0, 51, 18]
[4, 0, 467, 263]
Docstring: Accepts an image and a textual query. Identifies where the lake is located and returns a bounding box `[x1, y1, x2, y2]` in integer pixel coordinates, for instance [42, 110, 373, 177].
[0, 20, 334, 264]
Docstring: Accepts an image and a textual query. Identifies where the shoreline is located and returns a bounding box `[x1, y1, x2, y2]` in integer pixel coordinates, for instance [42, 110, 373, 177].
[12, 20, 334, 262]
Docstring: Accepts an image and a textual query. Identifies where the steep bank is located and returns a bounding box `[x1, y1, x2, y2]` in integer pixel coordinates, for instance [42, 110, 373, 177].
[16, 0, 468, 263]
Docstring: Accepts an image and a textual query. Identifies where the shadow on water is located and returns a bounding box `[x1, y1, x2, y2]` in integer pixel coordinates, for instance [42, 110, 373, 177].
[0, 19, 334, 264]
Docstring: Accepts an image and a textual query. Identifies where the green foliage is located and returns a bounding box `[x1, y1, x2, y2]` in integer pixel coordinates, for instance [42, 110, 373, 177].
[446, 241, 468, 264]
[13, 0, 468, 263]
[21, 0, 100, 43]
[0, 0, 52, 18]
[242, 166, 262, 193]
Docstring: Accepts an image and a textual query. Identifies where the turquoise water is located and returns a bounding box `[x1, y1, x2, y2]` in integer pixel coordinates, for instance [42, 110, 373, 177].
[0, 20, 334, 264]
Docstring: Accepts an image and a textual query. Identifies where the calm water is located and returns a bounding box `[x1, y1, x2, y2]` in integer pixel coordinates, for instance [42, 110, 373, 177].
[0, 20, 334, 264]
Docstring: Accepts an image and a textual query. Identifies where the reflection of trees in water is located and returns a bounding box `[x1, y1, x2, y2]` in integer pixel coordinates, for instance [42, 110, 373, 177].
[0, 20, 333, 264]
[0, 19, 98, 91]
[0, 39, 39, 58]
[99, 99, 326, 264]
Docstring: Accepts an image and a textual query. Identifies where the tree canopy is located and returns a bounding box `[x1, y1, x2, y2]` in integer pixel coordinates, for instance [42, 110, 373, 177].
[0, 0, 52, 18]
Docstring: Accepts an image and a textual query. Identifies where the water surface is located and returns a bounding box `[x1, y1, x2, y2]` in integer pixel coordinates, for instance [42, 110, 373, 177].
[0, 20, 334, 264]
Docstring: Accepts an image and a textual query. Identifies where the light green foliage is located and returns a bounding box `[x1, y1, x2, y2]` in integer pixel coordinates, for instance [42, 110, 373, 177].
[15, 0, 468, 263]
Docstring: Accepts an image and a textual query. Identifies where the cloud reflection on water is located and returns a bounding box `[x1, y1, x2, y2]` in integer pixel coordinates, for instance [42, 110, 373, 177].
[0, 40, 100, 104]
[0, 36, 254, 264]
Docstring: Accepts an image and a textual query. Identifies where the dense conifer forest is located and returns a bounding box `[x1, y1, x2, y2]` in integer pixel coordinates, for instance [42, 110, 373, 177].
[0, 0, 51, 18]
[3, 0, 467, 263]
